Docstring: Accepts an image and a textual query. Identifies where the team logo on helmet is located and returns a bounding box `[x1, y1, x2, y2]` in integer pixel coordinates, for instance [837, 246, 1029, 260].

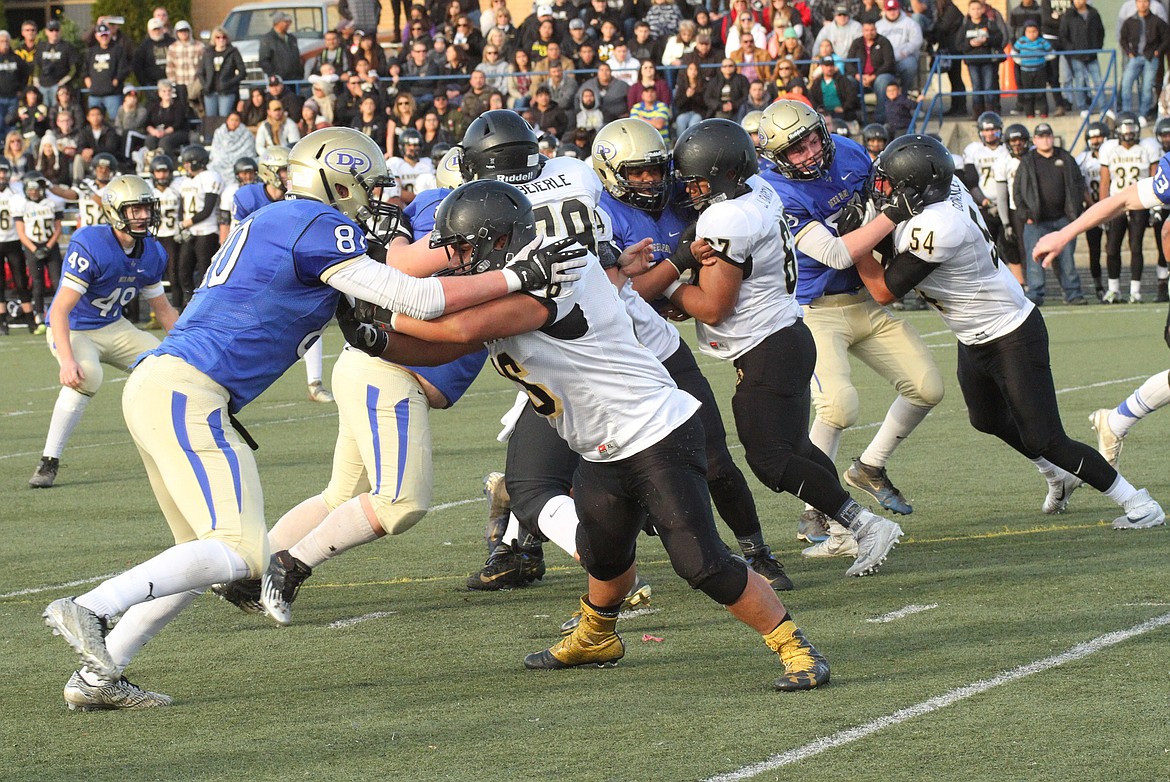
[593, 140, 617, 161]
[757, 127, 770, 146]
[323, 148, 373, 175]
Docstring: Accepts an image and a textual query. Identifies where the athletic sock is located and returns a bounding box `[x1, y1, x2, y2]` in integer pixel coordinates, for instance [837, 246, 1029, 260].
[736, 532, 767, 554]
[104, 589, 200, 672]
[1031, 457, 1060, 478]
[501, 511, 521, 547]
[1130, 279, 1143, 298]
[1111, 370, 1170, 437]
[1107, 278, 1121, 293]
[289, 495, 381, 568]
[268, 494, 331, 551]
[832, 498, 866, 532]
[76, 539, 251, 619]
[304, 338, 324, 385]
[808, 419, 843, 463]
[535, 494, 579, 558]
[43, 386, 92, 459]
[860, 397, 933, 467]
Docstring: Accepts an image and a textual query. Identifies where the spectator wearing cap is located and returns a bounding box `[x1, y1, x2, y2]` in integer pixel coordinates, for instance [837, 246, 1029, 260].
[258, 11, 302, 84]
[267, 75, 306, 119]
[1014, 122, 1086, 305]
[956, 0, 1003, 116]
[0, 33, 30, 137]
[402, 38, 440, 102]
[200, 27, 247, 120]
[681, 33, 723, 70]
[311, 30, 354, 77]
[815, 5, 864, 56]
[730, 31, 775, 83]
[166, 21, 206, 115]
[114, 85, 148, 159]
[630, 83, 672, 142]
[808, 55, 861, 122]
[1059, 0, 1105, 115]
[429, 90, 468, 138]
[83, 24, 128, 120]
[563, 18, 591, 60]
[847, 21, 896, 120]
[33, 21, 77, 109]
[703, 58, 750, 117]
[576, 61, 630, 122]
[645, 0, 685, 41]
[876, 0, 923, 91]
[1011, 19, 1054, 117]
[132, 17, 174, 88]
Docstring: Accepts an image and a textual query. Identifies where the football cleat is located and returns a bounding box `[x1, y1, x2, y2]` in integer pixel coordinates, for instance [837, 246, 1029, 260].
[801, 529, 860, 558]
[466, 540, 545, 591]
[210, 579, 264, 614]
[259, 550, 313, 625]
[526, 597, 624, 669]
[1089, 408, 1124, 468]
[1112, 489, 1167, 530]
[846, 511, 903, 577]
[1130, 291, 1143, 303]
[29, 456, 59, 488]
[843, 459, 913, 515]
[307, 381, 335, 403]
[743, 546, 795, 591]
[483, 471, 511, 553]
[797, 508, 830, 543]
[765, 620, 830, 691]
[1042, 470, 1082, 515]
[560, 576, 652, 635]
[43, 598, 117, 679]
[1101, 290, 1123, 304]
[64, 670, 172, 711]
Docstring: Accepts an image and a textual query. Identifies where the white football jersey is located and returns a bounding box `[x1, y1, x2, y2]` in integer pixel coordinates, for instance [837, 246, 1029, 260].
[993, 155, 1021, 211]
[487, 255, 699, 462]
[1099, 141, 1158, 195]
[1076, 149, 1102, 196]
[0, 183, 24, 242]
[76, 180, 108, 228]
[893, 180, 1033, 346]
[692, 175, 803, 361]
[388, 157, 435, 194]
[152, 177, 185, 239]
[15, 193, 65, 244]
[1140, 137, 1162, 162]
[220, 181, 239, 223]
[513, 156, 609, 257]
[962, 141, 1010, 204]
[179, 169, 224, 236]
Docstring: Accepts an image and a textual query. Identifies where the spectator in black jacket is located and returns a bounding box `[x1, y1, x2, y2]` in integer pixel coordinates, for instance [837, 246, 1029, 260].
[1059, 0, 1105, 113]
[955, 0, 1003, 115]
[703, 58, 750, 117]
[808, 56, 861, 122]
[76, 105, 122, 168]
[846, 22, 896, 120]
[0, 32, 30, 138]
[1119, 0, 1166, 120]
[259, 12, 303, 83]
[33, 21, 77, 109]
[199, 29, 247, 119]
[529, 85, 569, 136]
[8, 86, 50, 140]
[131, 18, 174, 88]
[84, 24, 129, 120]
[1014, 123, 1086, 304]
[930, 0, 966, 115]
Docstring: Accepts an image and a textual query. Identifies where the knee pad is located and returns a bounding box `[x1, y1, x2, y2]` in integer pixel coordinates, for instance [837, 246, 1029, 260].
[366, 492, 428, 535]
[895, 369, 945, 410]
[687, 553, 750, 605]
[812, 383, 859, 430]
[77, 360, 103, 397]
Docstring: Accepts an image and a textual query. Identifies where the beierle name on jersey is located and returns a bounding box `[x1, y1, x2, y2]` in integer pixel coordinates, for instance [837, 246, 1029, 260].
[517, 173, 573, 195]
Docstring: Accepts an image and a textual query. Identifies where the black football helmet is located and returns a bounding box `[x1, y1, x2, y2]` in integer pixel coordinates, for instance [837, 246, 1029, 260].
[0, 159, 12, 189]
[234, 156, 259, 184]
[862, 123, 890, 155]
[977, 111, 1003, 144]
[673, 118, 758, 212]
[150, 154, 175, 188]
[872, 134, 955, 209]
[24, 176, 47, 202]
[1156, 118, 1170, 151]
[1085, 121, 1110, 147]
[458, 110, 544, 184]
[179, 144, 210, 175]
[1005, 124, 1030, 157]
[430, 180, 539, 275]
[399, 128, 423, 160]
[1115, 111, 1141, 144]
[92, 152, 118, 185]
[430, 142, 452, 169]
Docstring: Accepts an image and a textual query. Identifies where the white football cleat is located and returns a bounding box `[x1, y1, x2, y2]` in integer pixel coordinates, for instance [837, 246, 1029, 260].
[1112, 489, 1166, 530]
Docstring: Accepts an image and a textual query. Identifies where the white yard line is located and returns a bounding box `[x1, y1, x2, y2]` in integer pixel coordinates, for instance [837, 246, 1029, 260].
[865, 604, 938, 624]
[0, 572, 122, 599]
[327, 611, 398, 629]
[703, 611, 1170, 782]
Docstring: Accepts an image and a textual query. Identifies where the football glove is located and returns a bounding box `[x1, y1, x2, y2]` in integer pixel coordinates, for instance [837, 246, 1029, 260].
[835, 192, 868, 236]
[506, 236, 589, 291]
[336, 296, 390, 358]
[880, 187, 924, 225]
[33, 245, 49, 261]
[669, 224, 701, 278]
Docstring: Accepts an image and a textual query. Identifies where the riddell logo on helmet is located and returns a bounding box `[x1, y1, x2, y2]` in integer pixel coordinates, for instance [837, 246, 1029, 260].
[323, 149, 373, 175]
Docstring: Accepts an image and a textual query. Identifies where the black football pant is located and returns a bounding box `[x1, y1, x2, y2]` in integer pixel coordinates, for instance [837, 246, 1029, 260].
[957, 308, 1117, 492]
[22, 244, 60, 314]
[1105, 211, 1148, 282]
[177, 233, 220, 307]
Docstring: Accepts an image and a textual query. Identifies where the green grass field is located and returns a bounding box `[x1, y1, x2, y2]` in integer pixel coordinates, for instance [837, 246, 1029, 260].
[2, 303, 1168, 782]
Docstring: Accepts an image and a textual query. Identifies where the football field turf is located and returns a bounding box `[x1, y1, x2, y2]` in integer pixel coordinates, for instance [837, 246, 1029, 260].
[2, 304, 1167, 782]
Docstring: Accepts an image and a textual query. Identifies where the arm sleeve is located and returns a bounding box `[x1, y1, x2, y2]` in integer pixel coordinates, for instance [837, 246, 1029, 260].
[325, 255, 448, 320]
[884, 250, 937, 298]
[795, 220, 856, 270]
[189, 192, 218, 224]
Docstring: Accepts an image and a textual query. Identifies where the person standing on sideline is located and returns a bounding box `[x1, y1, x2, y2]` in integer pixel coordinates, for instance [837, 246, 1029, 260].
[1013, 122, 1087, 305]
[259, 12, 302, 84]
[1098, 112, 1157, 302]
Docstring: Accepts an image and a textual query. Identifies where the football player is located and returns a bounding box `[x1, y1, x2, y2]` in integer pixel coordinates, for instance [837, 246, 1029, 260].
[174, 144, 223, 308]
[861, 123, 889, 162]
[148, 155, 185, 309]
[962, 112, 1019, 285]
[655, 118, 905, 578]
[217, 156, 257, 244]
[1074, 122, 1108, 300]
[1098, 112, 1157, 303]
[52, 152, 118, 230]
[362, 178, 831, 690]
[752, 101, 941, 558]
[387, 128, 434, 203]
[0, 160, 28, 334]
[14, 175, 64, 333]
[851, 135, 1165, 530]
[1150, 117, 1170, 303]
[41, 127, 586, 708]
[29, 176, 179, 491]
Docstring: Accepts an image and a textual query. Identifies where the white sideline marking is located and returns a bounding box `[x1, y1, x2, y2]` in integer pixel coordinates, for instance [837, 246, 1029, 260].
[328, 611, 398, 629]
[865, 604, 938, 623]
[1054, 375, 1147, 395]
[0, 572, 121, 599]
[703, 611, 1170, 782]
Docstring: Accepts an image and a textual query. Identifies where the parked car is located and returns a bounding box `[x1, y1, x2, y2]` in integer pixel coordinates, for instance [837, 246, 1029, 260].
[215, 0, 342, 85]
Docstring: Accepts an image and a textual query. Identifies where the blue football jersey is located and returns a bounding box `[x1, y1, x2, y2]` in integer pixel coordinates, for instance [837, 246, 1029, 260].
[231, 182, 277, 223]
[400, 186, 486, 406]
[760, 136, 873, 305]
[52, 226, 167, 331]
[1151, 151, 1170, 204]
[146, 199, 369, 412]
[599, 190, 690, 259]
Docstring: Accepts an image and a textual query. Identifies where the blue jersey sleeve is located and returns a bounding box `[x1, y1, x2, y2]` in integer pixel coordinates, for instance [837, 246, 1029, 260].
[60, 234, 100, 290]
[291, 210, 369, 281]
[1153, 153, 1170, 204]
[403, 188, 450, 240]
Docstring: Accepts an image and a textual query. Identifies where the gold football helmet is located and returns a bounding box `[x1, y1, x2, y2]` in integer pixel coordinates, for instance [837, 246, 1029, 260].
[591, 117, 671, 211]
[287, 127, 397, 232]
[756, 100, 835, 180]
[740, 110, 764, 137]
[101, 175, 160, 237]
[257, 145, 290, 191]
[435, 145, 464, 190]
